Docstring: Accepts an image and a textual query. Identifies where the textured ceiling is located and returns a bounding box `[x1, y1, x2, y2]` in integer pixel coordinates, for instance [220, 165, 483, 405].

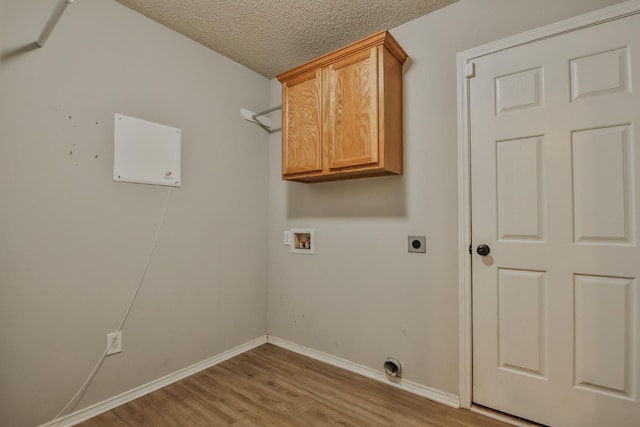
[115, 0, 459, 78]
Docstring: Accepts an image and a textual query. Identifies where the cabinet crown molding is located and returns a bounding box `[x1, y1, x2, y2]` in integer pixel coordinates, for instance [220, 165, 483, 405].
[277, 30, 407, 83]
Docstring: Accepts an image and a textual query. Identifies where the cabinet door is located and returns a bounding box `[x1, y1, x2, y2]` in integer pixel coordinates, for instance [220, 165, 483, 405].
[327, 48, 379, 170]
[282, 70, 323, 176]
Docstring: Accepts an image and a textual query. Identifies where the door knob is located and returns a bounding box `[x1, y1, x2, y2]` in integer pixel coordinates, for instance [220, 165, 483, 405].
[476, 244, 491, 256]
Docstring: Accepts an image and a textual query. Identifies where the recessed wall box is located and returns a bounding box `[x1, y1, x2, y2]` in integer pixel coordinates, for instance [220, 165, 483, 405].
[291, 228, 315, 254]
[408, 236, 426, 253]
[114, 114, 181, 187]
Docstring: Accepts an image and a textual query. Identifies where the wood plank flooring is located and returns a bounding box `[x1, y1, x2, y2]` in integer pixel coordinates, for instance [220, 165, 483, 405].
[78, 344, 509, 426]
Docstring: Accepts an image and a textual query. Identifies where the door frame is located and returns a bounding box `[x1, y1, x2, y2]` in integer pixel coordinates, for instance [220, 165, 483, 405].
[456, 0, 640, 411]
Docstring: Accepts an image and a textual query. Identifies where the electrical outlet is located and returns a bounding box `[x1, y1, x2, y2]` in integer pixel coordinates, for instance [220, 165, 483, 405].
[284, 230, 291, 246]
[106, 331, 122, 355]
[408, 236, 426, 253]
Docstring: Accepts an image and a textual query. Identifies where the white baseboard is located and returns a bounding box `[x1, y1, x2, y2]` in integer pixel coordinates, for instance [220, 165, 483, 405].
[40, 334, 460, 427]
[40, 335, 268, 427]
[267, 335, 460, 408]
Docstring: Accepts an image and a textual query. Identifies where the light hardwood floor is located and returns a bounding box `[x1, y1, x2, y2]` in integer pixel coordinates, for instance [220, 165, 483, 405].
[78, 344, 509, 426]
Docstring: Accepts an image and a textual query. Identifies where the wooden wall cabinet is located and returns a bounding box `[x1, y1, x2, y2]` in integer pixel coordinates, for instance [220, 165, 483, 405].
[277, 30, 408, 183]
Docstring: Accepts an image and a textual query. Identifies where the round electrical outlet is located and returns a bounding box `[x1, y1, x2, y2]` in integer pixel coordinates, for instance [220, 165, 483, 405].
[408, 236, 426, 253]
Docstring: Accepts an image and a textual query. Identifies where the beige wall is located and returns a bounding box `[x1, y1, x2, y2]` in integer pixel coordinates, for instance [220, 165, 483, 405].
[266, 0, 623, 397]
[0, 1, 269, 426]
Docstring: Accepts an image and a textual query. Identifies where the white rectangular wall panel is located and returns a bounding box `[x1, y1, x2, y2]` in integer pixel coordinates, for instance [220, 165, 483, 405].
[496, 136, 544, 241]
[572, 125, 633, 244]
[571, 48, 630, 102]
[114, 114, 182, 187]
[495, 67, 544, 115]
[498, 269, 547, 378]
[575, 274, 635, 398]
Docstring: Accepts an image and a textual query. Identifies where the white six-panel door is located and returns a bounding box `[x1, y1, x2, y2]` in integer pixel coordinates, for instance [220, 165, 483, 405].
[470, 12, 640, 427]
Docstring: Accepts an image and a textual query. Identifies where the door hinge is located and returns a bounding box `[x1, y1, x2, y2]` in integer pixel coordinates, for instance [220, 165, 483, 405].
[469, 244, 472, 255]
[465, 62, 475, 78]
